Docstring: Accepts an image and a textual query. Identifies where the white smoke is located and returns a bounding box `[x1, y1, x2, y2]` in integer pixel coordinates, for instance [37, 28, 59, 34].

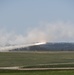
[0, 21, 74, 47]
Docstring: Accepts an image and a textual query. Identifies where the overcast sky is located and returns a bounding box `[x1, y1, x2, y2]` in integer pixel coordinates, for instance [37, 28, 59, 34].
[0, 0, 74, 44]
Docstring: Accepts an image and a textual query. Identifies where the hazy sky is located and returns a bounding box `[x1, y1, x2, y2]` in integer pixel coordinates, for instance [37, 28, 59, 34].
[0, 0, 74, 44]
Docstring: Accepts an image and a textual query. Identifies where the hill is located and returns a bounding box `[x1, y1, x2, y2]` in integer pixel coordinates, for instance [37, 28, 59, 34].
[9, 43, 74, 51]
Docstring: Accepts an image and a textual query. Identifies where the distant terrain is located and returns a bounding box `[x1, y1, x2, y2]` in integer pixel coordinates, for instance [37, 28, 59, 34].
[10, 43, 74, 51]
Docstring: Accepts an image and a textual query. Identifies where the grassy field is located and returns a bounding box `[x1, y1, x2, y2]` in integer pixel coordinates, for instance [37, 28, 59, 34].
[0, 70, 74, 75]
[0, 51, 74, 75]
[0, 51, 74, 67]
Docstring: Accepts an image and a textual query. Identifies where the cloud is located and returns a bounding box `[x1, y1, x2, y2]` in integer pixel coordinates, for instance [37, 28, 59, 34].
[0, 21, 74, 47]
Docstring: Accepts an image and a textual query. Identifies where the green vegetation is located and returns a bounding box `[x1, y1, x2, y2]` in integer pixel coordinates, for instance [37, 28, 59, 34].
[0, 70, 74, 75]
[23, 64, 74, 68]
[0, 51, 74, 67]
[0, 51, 74, 75]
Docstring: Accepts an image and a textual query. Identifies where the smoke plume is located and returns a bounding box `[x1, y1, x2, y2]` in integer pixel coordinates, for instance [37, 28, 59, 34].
[0, 21, 74, 47]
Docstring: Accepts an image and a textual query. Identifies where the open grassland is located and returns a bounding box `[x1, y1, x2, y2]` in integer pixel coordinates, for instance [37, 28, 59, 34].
[1, 51, 74, 75]
[0, 70, 74, 75]
[0, 51, 74, 67]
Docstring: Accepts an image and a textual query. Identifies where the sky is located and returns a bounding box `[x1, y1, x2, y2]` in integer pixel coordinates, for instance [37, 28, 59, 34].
[0, 0, 74, 46]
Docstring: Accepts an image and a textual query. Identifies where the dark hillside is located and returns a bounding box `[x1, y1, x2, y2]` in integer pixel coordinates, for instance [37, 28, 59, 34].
[9, 43, 74, 51]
